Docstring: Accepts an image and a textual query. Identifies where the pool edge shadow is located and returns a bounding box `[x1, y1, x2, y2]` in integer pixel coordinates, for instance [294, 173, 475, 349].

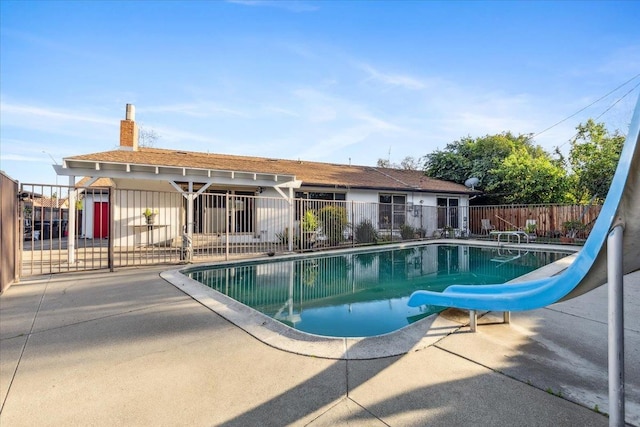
[160, 267, 466, 360]
[160, 242, 579, 360]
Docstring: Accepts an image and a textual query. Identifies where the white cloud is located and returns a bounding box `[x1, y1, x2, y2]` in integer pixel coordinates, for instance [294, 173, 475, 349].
[1, 28, 111, 62]
[1, 102, 115, 125]
[0, 101, 118, 151]
[1, 154, 47, 162]
[290, 87, 391, 125]
[358, 63, 432, 91]
[144, 124, 222, 147]
[597, 46, 640, 78]
[277, 41, 321, 61]
[141, 102, 248, 118]
[294, 125, 377, 161]
[353, 113, 407, 134]
[226, 0, 319, 12]
[260, 105, 301, 118]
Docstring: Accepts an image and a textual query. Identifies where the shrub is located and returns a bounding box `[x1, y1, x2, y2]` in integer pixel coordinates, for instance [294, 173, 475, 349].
[301, 210, 319, 232]
[276, 228, 302, 249]
[563, 220, 586, 238]
[400, 224, 415, 240]
[276, 230, 289, 244]
[355, 219, 378, 244]
[318, 205, 348, 246]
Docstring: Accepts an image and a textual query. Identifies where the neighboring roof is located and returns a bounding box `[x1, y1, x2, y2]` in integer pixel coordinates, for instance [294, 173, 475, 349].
[75, 177, 115, 187]
[29, 197, 68, 209]
[65, 147, 474, 194]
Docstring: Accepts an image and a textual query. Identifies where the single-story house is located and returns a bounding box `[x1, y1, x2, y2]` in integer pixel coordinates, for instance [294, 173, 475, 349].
[53, 105, 477, 252]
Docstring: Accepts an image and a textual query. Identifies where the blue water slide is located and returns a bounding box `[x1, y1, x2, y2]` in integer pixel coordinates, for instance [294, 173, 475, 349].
[408, 95, 640, 312]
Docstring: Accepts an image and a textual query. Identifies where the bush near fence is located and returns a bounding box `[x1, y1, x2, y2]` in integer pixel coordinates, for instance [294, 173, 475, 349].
[468, 204, 601, 240]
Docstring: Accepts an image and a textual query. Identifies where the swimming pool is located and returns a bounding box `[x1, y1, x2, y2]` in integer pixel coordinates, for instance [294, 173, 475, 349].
[185, 244, 571, 338]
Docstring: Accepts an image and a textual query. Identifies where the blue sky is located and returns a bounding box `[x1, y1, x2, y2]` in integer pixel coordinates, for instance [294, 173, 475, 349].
[1, 0, 639, 186]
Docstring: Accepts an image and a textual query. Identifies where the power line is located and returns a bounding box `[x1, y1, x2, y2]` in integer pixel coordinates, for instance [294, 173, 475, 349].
[555, 80, 640, 151]
[594, 80, 640, 121]
[533, 73, 640, 139]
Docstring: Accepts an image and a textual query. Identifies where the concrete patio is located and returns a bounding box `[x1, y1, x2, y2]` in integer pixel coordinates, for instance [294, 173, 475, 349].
[1, 265, 638, 426]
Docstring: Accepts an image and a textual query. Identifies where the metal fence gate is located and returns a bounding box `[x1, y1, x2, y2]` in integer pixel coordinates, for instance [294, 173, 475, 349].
[19, 184, 190, 276]
[1, 172, 20, 292]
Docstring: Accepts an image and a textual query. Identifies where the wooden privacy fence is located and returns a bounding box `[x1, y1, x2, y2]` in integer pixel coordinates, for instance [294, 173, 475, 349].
[468, 204, 602, 239]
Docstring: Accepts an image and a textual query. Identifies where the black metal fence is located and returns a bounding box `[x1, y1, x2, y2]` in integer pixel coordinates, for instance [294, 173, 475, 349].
[17, 183, 601, 277]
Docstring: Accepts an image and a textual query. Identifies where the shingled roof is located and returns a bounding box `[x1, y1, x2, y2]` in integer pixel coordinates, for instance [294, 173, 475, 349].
[66, 147, 474, 194]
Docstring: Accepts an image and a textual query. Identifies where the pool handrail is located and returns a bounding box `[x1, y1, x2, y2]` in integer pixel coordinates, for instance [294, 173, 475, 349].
[408, 94, 640, 311]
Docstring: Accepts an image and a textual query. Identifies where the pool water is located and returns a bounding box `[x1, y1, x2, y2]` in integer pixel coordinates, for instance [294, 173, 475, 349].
[186, 245, 570, 337]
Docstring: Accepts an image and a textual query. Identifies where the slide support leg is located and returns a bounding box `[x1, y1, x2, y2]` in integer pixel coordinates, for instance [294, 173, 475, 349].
[607, 224, 624, 427]
[469, 310, 477, 332]
[503, 311, 511, 324]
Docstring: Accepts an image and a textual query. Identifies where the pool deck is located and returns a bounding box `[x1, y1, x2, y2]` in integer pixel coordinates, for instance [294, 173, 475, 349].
[1, 262, 639, 425]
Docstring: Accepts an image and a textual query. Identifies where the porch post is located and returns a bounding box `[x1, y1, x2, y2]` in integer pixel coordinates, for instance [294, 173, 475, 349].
[67, 175, 76, 264]
[187, 182, 194, 244]
[288, 187, 294, 252]
[169, 180, 197, 262]
[608, 224, 625, 426]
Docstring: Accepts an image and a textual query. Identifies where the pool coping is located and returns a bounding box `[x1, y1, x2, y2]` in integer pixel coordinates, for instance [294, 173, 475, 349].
[160, 239, 580, 360]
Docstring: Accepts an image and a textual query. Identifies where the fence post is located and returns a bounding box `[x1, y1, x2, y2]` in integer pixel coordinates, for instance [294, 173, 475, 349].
[108, 187, 114, 271]
[67, 177, 76, 265]
[391, 203, 395, 241]
[288, 188, 294, 252]
[225, 193, 230, 260]
[351, 201, 355, 247]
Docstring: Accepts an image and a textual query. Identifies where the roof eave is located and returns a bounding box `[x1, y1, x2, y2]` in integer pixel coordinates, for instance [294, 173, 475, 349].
[300, 182, 475, 194]
[56, 159, 297, 186]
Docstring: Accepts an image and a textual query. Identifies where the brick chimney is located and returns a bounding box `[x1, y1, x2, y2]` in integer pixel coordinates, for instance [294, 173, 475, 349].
[119, 104, 138, 151]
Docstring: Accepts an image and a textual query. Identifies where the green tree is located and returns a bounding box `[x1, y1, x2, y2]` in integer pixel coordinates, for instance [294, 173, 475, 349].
[399, 156, 421, 170]
[422, 149, 470, 183]
[138, 125, 160, 148]
[376, 158, 391, 168]
[376, 156, 421, 170]
[424, 132, 566, 203]
[568, 119, 625, 203]
[318, 205, 348, 246]
[488, 148, 569, 204]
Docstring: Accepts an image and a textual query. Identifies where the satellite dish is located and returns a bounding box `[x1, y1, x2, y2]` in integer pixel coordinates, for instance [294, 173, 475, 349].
[464, 177, 480, 190]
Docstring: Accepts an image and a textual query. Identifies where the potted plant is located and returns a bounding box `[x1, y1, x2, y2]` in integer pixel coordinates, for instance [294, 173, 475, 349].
[443, 225, 454, 238]
[525, 222, 537, 240]
[143, 208, 158, 225]
[562, 220, 585, 243]
[301, 210, 318, 232]
[301, 210, 318, 249]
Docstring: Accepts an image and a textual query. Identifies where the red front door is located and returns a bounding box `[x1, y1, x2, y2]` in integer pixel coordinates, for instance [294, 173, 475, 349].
[93, 202, 109, 238]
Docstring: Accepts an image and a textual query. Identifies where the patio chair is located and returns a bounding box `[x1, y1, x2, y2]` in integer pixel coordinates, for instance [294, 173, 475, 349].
[480, 219, 495, 235]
